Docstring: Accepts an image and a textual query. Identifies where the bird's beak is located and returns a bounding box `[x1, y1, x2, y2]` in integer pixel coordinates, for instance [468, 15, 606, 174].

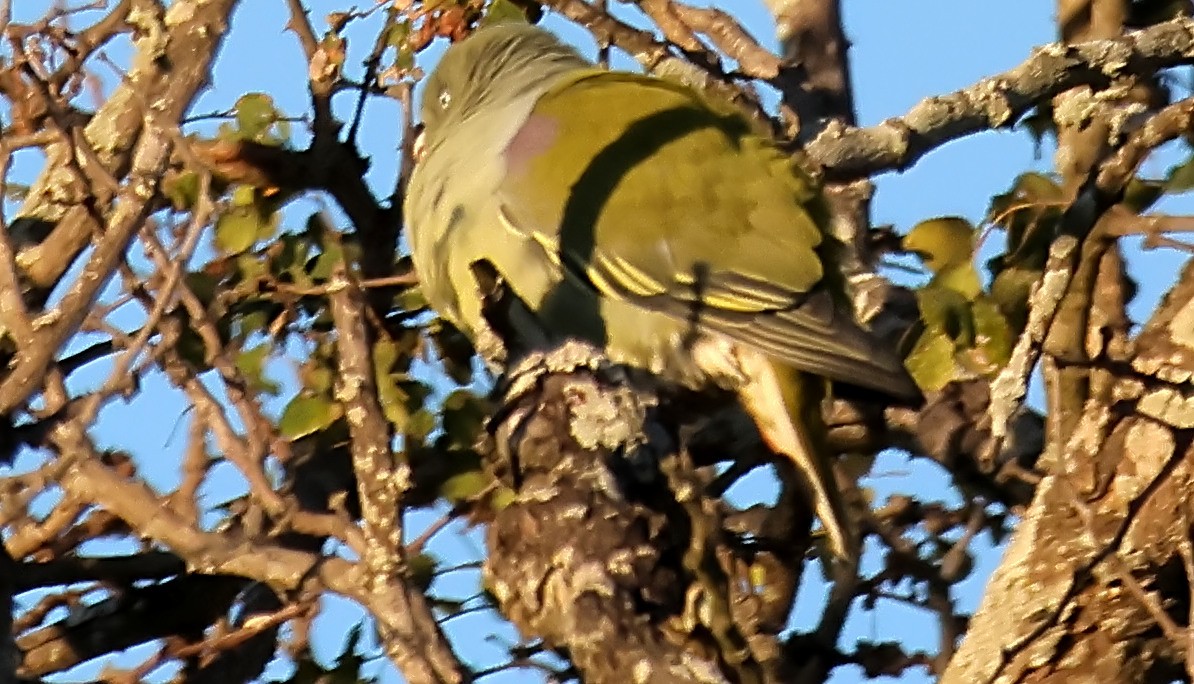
[412, 124, 427, 164]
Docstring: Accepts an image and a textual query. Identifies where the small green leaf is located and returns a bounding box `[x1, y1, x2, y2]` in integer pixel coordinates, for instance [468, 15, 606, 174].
[215, 187, 279, 254]
[229, 302, 275, 341]
[280, 394, 342, 439]
[934, 262, 983, 301]
[395, 287, 429, 312]
[234, 93, 279, 142]
[236, 252, 268, 280]
[387, 19, 412, 48]
[235, 344, 281, 395]
[184, 272, 220, 306]
[439, 469, 491, 504]
[986, 173, 1064, 260]
[271, 235, 310, 279]
[377, 376, 411, 428]
[903, 216, 975, 273]
[406, 553, 438, 592]
[308, 241, 344, 281]
[300, 361, 336, 393]
[175, 319, 210, 370]
[1122, 177, 1165, 213]
[490, 487, 516, 511]
[1166, 154, 1194, 193]
[164, 171, 201, 210]
[394, 46, 415, 72]
[1013, 172, 1064, 200]
[215, 207, 260, 254]
[441, 390, 487, 449]
[916, 285, 974, 344]
[905, 329, 959, 392]
[430, 321, 476, 385]
[988, 265, 1041, 333]
[482, 0, 531, 25]
[405, 409, 437, 442]
[971, 297, 1014, 372]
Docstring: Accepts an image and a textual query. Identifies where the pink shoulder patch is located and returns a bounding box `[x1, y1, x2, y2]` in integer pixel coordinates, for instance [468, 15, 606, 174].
[503, 113, 560, 179]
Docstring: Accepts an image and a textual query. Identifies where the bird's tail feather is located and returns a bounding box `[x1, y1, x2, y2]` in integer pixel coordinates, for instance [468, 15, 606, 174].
[734, 351, 855, 562]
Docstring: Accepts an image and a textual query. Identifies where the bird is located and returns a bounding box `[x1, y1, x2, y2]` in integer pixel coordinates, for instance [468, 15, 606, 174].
[403, 22, 919, 563]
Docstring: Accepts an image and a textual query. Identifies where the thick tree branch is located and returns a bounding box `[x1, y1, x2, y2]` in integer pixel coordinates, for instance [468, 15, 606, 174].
[806, 16, 1194, 179]
[484, 343, 738, 684]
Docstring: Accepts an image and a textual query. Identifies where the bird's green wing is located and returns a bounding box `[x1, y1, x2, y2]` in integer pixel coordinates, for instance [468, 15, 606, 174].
[498, 70, 914, 397]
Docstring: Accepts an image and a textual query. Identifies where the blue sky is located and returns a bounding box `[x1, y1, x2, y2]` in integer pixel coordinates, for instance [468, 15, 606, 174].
[9, 1, 1193, 683]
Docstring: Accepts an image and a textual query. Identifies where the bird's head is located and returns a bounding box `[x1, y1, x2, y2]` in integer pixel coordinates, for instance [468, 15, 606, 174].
[415, 23, 589, 160]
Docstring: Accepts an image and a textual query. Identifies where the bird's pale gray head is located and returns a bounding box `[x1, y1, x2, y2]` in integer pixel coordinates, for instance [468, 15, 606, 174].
[419, 23, 589, 143]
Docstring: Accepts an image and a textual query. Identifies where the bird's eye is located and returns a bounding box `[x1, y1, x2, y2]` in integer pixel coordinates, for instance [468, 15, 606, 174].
[437, 89, 451, 110]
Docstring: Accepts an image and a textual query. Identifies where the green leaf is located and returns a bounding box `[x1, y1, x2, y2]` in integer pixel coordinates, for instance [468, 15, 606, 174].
[395, 287, 429, 312]
[903, 216, 975, 273]
[441, 390, 487, 449]
[174, 318, 210, 370]
[164, 171, 201, 210]
[430, 320, 476, 385]
[308, 240, 344, 281]
[387, 19, 412, 48]
[1122, 177, 1165, 213]
[905, 329, 959, 392]
[406, 553, 438, 592]
[373, 338, 422, 428]
[1166, 154, 1194, 193]
[394, 46, 415, 72]
[216, 186, 281, 254]
[271, 234, 310, 280]
[236, 252, 268, 280]
[988, 265, 1041, 333]
[280, 394, 342, 439]
[916, 285, 974, 344]
[377, 376, 411, 428]
[986, 173, 1064, 264]
[235, 344, 281, 395]
[372, 338, 403, 375]
[184, 272, 220, 306]
[215, 207, 260, 254]
[234, 93, 279, 142]
[405, 409, 437, 442]
[950, 297, 1013, 377]
[482, 0, 531, 25]
[934, 263, 983, 301]
[228, 301, 277, 341]
[439, 469, 491, 504]
[300, 360, 336, 393]
[216, 187, 265, 254]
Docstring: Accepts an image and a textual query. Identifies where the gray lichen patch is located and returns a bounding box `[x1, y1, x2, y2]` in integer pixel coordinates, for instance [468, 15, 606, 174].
[567, 380, 647, 452]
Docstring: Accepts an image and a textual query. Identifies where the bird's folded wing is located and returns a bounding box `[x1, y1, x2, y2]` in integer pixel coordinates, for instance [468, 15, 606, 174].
[496, 71, 916, 397]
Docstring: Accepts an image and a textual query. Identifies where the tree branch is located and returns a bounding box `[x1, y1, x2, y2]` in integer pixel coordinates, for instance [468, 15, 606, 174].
[327, 265, 469, 684]
[806, 16, 1194, 179]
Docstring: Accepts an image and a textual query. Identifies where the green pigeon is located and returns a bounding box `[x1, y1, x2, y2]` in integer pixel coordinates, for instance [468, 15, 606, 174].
[404, 22, 919, 562]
